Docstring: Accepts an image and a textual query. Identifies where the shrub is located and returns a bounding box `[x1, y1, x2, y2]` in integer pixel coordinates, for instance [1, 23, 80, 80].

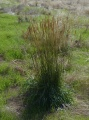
[23, 16, 73, 118]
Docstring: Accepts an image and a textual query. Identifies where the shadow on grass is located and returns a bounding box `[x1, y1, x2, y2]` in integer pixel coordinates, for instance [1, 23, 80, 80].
[22, 107, 47, 120]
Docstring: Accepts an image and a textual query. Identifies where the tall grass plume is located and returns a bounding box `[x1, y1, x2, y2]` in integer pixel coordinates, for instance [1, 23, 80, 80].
[23, 16, 73, 119]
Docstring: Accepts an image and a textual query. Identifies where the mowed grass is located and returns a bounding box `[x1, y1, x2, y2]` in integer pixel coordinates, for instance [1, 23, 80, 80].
[0, 13, 89, 120]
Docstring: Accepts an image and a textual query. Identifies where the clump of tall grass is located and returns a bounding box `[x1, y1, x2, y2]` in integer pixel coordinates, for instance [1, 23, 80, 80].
[23, 16, 73, 117]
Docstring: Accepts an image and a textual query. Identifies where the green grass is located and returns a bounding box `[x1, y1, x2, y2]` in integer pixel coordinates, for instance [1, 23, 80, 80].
[0, 13, 29, 119]
[0, 13, 89, 120]
[0, 110, 19, 120]
[0, 13, 29, 60]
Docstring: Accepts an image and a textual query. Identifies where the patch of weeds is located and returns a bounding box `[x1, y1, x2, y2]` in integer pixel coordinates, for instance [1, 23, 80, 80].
[0, 92, 6, 106]
[4, 48, 24, 60]
[0, 76, 12, 92]
[10, 72, 26, 85]
[0, 68, 24, 92]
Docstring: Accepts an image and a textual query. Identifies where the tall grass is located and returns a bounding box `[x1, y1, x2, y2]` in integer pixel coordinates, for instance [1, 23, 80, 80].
[23, 16, 73, 118]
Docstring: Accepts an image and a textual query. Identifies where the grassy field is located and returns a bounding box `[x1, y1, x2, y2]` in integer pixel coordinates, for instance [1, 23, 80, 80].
[0, 13, 89, 120]
[0, 13, 29, 120]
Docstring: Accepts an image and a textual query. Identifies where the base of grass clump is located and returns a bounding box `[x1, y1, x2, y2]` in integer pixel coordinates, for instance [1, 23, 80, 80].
[22, 76, 72, 120]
